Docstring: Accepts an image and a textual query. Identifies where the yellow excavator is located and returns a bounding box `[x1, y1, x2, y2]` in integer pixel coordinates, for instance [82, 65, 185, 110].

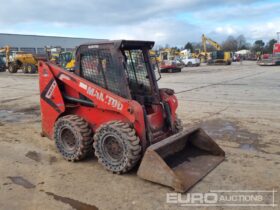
[192, 49, 210, 63]
[202, 34, 221, 52]
[201, 34, 232, 65]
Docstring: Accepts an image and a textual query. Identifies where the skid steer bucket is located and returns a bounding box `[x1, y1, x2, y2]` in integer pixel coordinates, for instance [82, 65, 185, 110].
[137, 128, 225, 192]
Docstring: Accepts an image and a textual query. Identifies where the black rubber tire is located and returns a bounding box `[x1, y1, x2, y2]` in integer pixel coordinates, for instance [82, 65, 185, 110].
[32, 64, 38, 73]
[174, 116, 183, 133]
[93, 121, 141, 174]
[23, 64, 28, 73]
[187, 62, 192, 67]
[54, 115, 93, 161]
[27, 64, 37, 73]
[8, 63, 18, 73]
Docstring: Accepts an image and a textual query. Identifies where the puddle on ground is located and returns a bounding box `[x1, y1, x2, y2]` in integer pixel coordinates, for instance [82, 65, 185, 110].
[46, 192, 98, 210]
[0, 107, 40, 123]
[196, 118, 262, 152]
[16, 105, 41, 117]
[0, 110, 24, 123]
[7, 176, 35, 189]
[25, 151, 41, 162]
[239, 144, 257, 152]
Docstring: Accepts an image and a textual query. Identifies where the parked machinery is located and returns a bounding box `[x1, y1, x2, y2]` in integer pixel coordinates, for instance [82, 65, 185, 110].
[45, 46, 76, 71]
[192, 48, 210, 63]
[0, 46, 9, 72]
[257, 53, 280, 66]
[257, 36, 280, 66]
[159, 48, 183, 73]
[45, 46, 62, 63]
[39, 40, 225, 192]
[198, 34, 232, 65]
[0, 45, 39, 73]
[10, 52, 39, 73]
[208, 50, 232, 65]
[57, 51, 76, 71]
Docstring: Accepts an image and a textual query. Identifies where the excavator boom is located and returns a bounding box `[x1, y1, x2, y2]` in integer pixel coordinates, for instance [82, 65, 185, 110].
[202, 34, 222, 52]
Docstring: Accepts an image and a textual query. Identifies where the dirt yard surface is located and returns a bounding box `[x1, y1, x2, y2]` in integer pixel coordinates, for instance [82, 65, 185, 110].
[0, 61, 279, 210]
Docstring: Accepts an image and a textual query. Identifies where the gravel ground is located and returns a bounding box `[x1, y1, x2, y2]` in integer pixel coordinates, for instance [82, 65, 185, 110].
[0, 61, 279, 210]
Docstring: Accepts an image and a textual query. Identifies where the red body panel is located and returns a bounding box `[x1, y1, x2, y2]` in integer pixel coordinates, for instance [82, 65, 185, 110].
[146, 105, 165, 131]
[39, 62, 65, 138]
[39, 62, 146, 143]
[39, 60, 179, 149]
[273, 43, 280, 54]
[160, 89, 178, 122]
[262, 54, 270, 59]
[160, 64, 178, 69]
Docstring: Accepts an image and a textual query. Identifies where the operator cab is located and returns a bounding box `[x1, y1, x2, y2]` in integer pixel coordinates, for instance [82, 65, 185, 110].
[75, 40, 166, 137]
[75, 40, 161, 105]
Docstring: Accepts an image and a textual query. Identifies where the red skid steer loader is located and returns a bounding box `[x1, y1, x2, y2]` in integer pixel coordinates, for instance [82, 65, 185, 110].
[39, 40, 225, 192]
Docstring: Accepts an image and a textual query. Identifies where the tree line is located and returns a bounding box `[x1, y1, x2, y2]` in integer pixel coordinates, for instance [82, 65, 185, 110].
[182, 35, 277, 54]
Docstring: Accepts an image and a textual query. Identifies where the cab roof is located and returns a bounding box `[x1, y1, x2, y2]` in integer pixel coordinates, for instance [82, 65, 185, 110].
[77, 40, 155, 53]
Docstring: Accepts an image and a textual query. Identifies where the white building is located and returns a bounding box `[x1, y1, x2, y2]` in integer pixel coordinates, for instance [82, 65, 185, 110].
[235, 49, 251, 55]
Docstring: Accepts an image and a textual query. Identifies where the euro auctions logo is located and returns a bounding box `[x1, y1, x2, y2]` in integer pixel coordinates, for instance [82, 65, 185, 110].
[166, 190, 278, 207]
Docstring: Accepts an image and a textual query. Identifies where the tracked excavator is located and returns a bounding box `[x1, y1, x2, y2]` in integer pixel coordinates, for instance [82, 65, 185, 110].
[201, 34, 232, 65]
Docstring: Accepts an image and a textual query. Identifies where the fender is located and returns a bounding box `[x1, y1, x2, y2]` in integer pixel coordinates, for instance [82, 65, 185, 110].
[39, 62, 65, 139]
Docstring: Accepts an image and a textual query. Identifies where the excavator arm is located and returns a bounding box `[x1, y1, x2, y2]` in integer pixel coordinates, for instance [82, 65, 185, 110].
[202, 34, 222, 52]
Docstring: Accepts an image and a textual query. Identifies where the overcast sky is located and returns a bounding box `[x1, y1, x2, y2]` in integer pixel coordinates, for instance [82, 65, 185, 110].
[0, 0, 279, 46]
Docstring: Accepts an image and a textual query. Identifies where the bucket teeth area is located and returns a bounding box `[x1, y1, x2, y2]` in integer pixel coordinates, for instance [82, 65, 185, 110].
[137, 128, 225, 192]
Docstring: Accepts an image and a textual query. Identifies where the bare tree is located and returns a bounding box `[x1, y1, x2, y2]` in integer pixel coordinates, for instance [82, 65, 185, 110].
[236, 35, 248, 50]
[222, 36, 238, 51]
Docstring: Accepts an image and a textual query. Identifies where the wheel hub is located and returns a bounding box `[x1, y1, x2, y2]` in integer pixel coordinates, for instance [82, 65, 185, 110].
[103, 135, 124, 161]
[60, 128, 76, 150]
